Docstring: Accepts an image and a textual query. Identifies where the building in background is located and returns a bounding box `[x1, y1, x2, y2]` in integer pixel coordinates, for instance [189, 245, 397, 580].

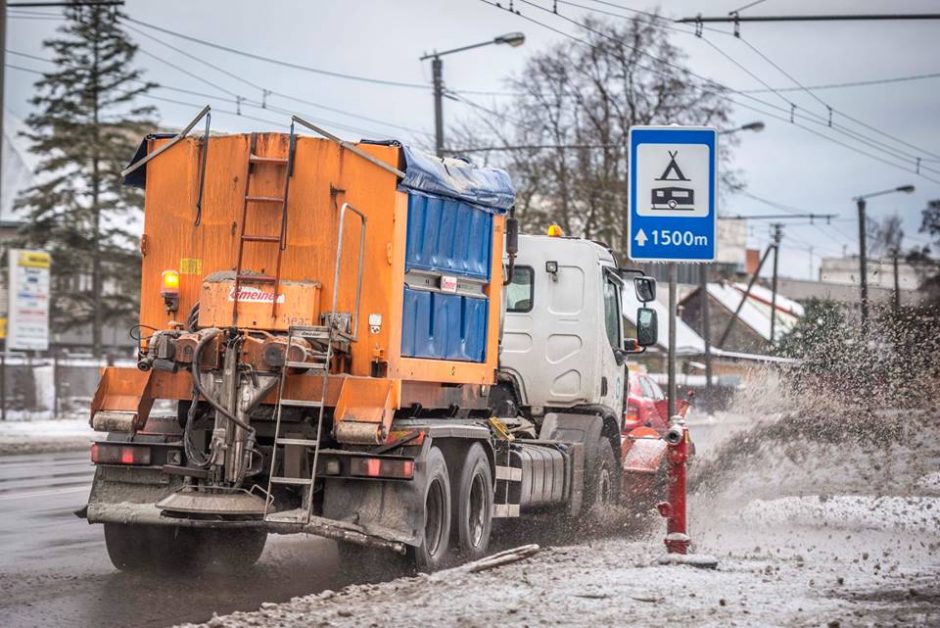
[679, 282, 804, 353]
[819, 256, 920, 290]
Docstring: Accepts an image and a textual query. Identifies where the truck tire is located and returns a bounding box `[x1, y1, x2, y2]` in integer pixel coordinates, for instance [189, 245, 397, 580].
[411, 446, 451, 572]
[104, 523, 201, 572]
[586, 436, 618, 513]
[455, 443, 493, 561]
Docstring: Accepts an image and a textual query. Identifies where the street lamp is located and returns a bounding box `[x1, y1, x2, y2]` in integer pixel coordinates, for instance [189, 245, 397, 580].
[420, 32, 526, 157]
[853, 184, 915, 331]
[718, 120, 765, 135]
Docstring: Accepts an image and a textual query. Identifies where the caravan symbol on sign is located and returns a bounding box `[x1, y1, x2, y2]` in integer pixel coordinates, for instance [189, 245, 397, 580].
[628, 126, 717, 262]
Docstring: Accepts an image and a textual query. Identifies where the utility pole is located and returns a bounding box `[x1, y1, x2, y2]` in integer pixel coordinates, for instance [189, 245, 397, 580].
[892, 247, 901, 314]
[853, 186, 914, 333]
[431, 57, 444, 158]
[697, 263, 713, 414]
[1, 0, 6, 220]
[769, 223, 782, 343]
[857, 197, 869, 334]
[667, 263, 677, 421]
[718, 243, 774, 348]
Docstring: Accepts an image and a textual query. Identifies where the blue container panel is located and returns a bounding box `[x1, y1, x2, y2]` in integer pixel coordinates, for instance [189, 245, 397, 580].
[405, 193, 493, 280]
[401, 288, 488, 363]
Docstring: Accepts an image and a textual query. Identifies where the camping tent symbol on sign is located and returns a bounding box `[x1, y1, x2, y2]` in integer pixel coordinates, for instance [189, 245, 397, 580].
[651, 151, 694, 210]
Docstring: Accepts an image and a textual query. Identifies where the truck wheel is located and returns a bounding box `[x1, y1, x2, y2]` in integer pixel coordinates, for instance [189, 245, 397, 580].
[411, 446, 451, 572]
[104, 523, 201, 572]
[586, 436, 618, 512]
[455, 443, 493, 561]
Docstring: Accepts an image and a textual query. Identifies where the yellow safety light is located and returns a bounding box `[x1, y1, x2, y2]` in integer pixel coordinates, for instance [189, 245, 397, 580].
[547, 223, 564, 237]
[161, 270, 180, 313]
[161, 270, 180, 295]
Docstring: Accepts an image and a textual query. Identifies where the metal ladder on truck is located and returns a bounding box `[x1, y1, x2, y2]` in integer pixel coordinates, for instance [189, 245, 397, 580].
[264, 201, 367, 525]
[232, 124, 297, 325]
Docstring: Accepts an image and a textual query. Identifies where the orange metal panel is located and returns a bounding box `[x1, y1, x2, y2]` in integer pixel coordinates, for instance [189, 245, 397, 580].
[198, 276, 320, 330]
[136, 133, 502, 395]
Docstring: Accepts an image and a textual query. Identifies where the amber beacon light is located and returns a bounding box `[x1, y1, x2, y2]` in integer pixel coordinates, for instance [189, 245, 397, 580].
[161, 270, 181, 313]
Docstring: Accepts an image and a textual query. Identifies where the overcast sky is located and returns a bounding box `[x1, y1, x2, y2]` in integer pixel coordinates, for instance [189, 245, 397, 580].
[5, 0, 939, 280]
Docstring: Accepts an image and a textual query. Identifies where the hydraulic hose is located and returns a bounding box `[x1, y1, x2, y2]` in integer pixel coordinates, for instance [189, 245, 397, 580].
[185, 328, 264, 471]
[190, 329, 254, 433]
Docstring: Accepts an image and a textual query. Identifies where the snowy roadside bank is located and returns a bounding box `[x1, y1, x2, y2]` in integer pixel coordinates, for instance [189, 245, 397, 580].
[178, 508, 939, 628]
[0, 418, 92, 455]
[177, 406, 940, 627]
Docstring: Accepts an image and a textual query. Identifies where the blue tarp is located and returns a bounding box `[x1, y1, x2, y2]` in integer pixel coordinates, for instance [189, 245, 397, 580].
[398, 146, 515, 213]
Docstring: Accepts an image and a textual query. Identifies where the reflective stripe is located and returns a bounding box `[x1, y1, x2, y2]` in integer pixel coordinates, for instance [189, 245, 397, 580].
[495, 466, 522, 482]
[493, 504, 520, 518]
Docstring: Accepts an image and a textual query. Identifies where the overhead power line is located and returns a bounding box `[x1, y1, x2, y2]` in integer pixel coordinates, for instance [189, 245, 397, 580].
[5, 57, 392, 139]
[677, 13, 940, 24]
[10, 44, 423, 139]
[740, 71, 940, 93]
[121, 16, 431, 90]
[554, 0, 940, 168]
[478, 0, 940, 185]
[120, 26, 425, 136]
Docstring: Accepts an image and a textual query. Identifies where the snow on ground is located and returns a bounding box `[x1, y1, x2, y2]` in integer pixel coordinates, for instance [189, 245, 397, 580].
[739, 494, 940, 533]
[0, 417, 92, 455]
[177, 405, 940, 627]
[180, 514, 939, 628]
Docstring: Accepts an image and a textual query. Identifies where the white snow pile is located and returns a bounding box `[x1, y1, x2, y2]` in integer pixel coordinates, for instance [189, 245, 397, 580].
[739, 494, 940, 533]
[0, 417, 92, 454]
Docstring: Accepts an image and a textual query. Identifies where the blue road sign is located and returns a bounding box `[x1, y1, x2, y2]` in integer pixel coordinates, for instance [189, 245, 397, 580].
[628, 126, 717, 262]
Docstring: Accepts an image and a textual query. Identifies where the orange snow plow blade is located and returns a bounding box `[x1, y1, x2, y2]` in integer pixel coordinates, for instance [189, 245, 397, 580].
[332, 378, 401, 445]
[620, 426, 668, 501]
[90, 367, 155, 433]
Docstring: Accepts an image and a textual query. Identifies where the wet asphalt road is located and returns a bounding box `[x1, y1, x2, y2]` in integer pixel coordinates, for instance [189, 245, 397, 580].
[0, 424, 731, 628]
[0, 450, 360, 628]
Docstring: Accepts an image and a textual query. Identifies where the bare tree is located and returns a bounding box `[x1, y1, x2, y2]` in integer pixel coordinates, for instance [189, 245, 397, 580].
[450, 15, 735, 257]
[869, 214, 904, 258]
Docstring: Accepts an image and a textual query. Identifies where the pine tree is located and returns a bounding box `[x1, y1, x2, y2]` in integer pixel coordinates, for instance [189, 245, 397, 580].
[14, 5, 157, 356]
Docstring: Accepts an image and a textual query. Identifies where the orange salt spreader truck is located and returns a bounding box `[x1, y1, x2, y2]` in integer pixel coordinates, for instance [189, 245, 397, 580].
[82, 111, 666, 573]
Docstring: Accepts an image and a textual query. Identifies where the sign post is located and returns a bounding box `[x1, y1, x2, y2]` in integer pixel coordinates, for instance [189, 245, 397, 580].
[627, 125, 718, 417]
[629, 125, 717, 565]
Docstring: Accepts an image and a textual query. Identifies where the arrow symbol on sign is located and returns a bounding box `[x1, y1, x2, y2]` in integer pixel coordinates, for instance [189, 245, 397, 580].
[635, 229, 648, 246]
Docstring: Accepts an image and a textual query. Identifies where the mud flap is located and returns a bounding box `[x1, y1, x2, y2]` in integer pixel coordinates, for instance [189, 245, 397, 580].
[321, 477, 422, 548]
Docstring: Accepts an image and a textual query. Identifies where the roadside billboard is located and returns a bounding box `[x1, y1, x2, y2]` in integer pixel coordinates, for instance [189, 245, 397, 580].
[7, 249, 51, 351]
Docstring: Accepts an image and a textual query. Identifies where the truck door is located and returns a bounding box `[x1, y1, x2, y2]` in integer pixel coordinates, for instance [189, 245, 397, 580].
[600, 270, 626, 419]
[501, 249, 594, 409]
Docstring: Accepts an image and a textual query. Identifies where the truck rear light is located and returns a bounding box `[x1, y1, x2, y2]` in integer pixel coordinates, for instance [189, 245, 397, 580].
[91, 442, 152, 466]
[348, 457, 414, 480]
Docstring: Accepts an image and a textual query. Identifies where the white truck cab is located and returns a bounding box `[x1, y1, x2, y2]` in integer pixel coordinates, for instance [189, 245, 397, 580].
[501, 234, 627, 419]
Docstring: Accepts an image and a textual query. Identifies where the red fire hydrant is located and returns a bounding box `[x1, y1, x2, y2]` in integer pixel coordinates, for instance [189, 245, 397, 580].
[657, 418, 690, 554]
[655, 418, 717, 568]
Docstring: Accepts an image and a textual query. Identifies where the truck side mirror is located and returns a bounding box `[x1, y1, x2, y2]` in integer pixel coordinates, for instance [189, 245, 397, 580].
[634, 276, 656, 303]
[636, 307, 658, 347]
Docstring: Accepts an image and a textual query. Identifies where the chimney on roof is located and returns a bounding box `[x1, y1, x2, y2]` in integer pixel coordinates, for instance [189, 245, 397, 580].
[746, 248, 760, 276]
